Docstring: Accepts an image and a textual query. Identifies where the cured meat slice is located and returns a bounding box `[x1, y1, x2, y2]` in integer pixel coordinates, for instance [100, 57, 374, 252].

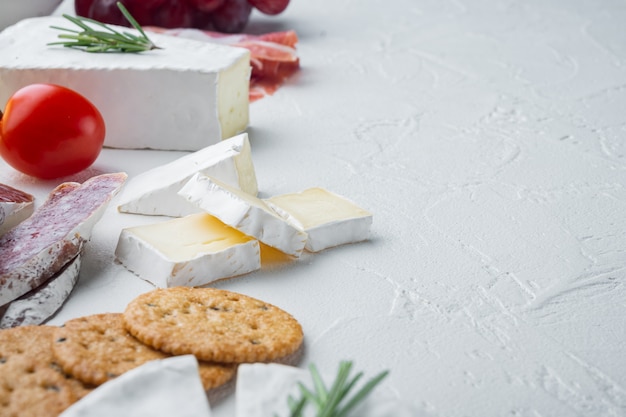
[146, 28, 300, 101]
[0, 172, 127, 305]
[0, 254, 82, 328]
[0, 183, 34, 235]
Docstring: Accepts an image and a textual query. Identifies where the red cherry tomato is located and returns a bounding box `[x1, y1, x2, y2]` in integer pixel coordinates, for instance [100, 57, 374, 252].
[0, 84, 105, 180]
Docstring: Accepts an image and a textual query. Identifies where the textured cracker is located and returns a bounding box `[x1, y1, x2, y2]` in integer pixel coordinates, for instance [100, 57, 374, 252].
[0, 326, 91, 417]
[52, 313, 235, 389]
[123, 287, 304, 363]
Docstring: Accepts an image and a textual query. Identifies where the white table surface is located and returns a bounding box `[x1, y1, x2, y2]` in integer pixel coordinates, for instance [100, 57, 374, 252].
[2, 0, 626, 416]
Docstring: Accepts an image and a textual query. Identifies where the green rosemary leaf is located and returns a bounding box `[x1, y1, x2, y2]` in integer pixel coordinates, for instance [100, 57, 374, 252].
[122, 32, 143, 42]
[335, 370, 390, 417]
[49, 25, 81, 33]
[49, 2, 159, 53]
[309, 363, 329, 404]
[117, 2, 150, 39]
[287, 396, 308, 417]
[318, 361, 353, 417]
[297, 381, 321, 408]
[278, 361, 389, 417]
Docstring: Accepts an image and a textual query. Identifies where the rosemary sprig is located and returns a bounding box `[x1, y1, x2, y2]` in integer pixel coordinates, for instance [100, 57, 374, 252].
[278, 361, 389, 417]
[48, 2, 159, 53]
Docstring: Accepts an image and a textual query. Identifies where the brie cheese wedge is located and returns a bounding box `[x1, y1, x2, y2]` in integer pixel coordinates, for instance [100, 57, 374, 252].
[179, 174, 307, 257]
[264, 188, 372, 252]
[117, 133, 257, 217]
[236, 363, 419, 417]
[115, 213, 260, 287]
[0, 17, 250, 151]
[59, 356, 212, 417]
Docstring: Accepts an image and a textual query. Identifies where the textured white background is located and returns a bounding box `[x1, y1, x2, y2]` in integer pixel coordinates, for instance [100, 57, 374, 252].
[3, 0, 626, 416]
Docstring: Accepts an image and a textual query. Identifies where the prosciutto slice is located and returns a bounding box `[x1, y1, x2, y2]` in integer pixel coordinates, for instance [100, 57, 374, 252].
[0, 172, 127, 305]
[146, 28, 300, 102]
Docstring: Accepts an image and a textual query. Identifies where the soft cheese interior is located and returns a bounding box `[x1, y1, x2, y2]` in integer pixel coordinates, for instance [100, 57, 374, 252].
[115, 213, 261, 287]
[126, 213, 255, 261]
[266, 188, 372, 230]
[265, 188, 373, 252]
[0, 17, 250, 151]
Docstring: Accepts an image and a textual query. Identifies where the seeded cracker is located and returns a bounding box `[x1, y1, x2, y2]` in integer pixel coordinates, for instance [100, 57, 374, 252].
[52, 313, 236, 390]
[123, 287, 304, 363]
[0, 326, 91, 417]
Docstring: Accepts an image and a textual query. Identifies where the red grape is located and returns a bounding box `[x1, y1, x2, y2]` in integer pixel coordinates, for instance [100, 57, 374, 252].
[187, 0, 225, 13]
[192, 9, 214, 30]
[212, 0, 252, 33]
[131, 0, 168, 11]
[88, 0, 130, 26]
[75, 0, 289, 32]
[151, 0, 195, 28]
[248, 0, 289, 15]
[74, 0, 92, 17]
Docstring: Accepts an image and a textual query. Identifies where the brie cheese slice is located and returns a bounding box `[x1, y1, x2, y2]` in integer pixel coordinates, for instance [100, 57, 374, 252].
[59, 356, 212, 417]
[115, 213, 260, 287]
[117, 133, 257, 217]
[179, 174, 307, 257]
[0, 17, 250, 151]
[264, 188, 373, 252]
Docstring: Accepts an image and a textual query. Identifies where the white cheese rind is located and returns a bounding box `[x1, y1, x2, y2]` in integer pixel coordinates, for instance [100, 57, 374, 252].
[179, 174, 307, 257]
[115, 214, 261, 287]
[265, 188, 373, 252]
[59, 355, 212, 417]
[0, 183, 34, 236]
[0, 201, 34, 236]
[235, 363, 304, 417]
[117, 133, 257, 217]
[0, 17, 250, 151]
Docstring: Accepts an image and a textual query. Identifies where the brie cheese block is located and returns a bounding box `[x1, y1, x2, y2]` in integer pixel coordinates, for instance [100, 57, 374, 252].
[115, 213, 260, 287]
[265, 188, 373, 252]
[179, 174, 307, 257]
[117, 133, 257, 217]
[60, 355, 212, 417]
[0, 17, 250, 151]
[0, 183, 34, 235]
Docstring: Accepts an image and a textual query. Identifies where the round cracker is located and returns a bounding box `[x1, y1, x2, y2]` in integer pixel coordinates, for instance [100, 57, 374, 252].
[123, 287, 304, 363]
[0, 325, 90, 417]
[52, 313, 235, 389]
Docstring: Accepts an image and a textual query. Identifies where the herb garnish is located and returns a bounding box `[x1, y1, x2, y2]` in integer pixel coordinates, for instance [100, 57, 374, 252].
[278, 361, 389, 417]
[48, 2, 159, 53]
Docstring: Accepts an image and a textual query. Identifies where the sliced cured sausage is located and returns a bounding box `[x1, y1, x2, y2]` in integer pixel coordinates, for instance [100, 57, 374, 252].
[0, 172, 127, 305]
[0, 254, 82, 328]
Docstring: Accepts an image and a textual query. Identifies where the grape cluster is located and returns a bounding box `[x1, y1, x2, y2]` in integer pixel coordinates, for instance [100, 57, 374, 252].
[75, 0, 290, 33]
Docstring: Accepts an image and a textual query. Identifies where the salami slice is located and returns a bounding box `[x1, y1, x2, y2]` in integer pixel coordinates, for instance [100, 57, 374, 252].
[0, 183, 35, 235]
[0, 254, 82, 328]
[0, 172, 127, 305]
